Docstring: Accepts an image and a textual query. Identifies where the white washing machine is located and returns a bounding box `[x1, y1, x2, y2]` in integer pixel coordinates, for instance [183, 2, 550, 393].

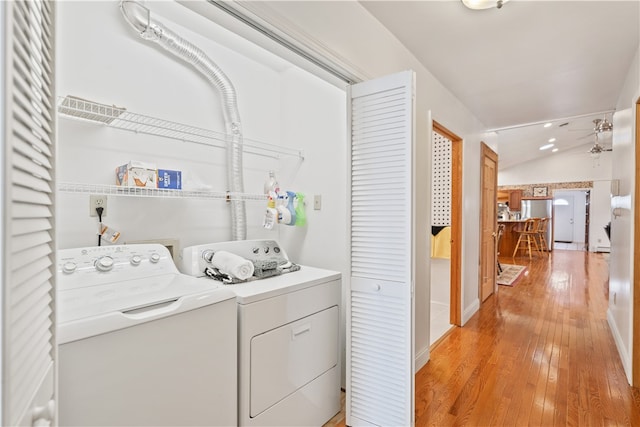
[57, 244, 238, 426]
[180, 239, 341, 427]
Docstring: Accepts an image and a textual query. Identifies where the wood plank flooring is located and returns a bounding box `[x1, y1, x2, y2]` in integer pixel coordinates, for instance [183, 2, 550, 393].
[416, 250, 640, 426]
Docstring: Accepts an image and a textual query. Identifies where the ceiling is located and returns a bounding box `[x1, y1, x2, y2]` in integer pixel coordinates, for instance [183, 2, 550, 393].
[360, 0, 640, 170]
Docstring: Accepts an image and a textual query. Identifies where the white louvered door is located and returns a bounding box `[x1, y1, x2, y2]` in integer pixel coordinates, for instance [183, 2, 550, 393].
[1, 1, 57, 425]
[347, 70, 415, 427]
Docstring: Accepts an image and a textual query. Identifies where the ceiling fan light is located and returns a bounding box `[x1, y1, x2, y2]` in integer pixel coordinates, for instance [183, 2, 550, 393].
[462, 0, 510, 10]
[599, 129, 613, 140]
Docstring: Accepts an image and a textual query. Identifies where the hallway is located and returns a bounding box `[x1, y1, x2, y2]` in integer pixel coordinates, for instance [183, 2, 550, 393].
[416, 250, 640, 425]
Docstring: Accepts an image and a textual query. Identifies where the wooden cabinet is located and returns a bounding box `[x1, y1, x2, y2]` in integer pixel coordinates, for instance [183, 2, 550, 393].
[509, 190, 522, 211]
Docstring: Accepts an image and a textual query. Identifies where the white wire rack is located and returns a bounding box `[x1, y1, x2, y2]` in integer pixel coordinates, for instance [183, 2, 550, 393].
[57, 182, 268, 202]
[57, 96, 304, 160]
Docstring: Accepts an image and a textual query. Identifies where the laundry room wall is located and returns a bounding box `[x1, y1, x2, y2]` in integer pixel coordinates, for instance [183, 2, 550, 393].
[55, 0, 346, 273]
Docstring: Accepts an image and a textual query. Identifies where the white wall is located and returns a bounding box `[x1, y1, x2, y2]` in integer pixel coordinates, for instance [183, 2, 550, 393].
[430, 259, 450, 305]
[239, 1, 491, 369]
[608, 47, 639, 383]
[498, 147, 613, 251]
[56, 0, 345, 260]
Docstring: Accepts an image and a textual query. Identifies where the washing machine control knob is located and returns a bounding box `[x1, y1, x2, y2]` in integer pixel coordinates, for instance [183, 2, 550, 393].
[130, 255, 142, 266]
[263, 246, 270, 254]
[62, 261, 77, 274]
[95, 256, 114, 272]
[252, 247, 259, 255]
[202, 250, 215, 263]
[149, 253, 161, 264]
[273, 246, 280, 254]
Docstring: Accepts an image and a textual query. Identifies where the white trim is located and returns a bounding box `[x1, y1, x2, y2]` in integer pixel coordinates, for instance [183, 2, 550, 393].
[607, 308, 632, 383]
[176, 0, 367, 88]
[414, 346, 430, 373]
[462, 299, 480, 325]
[0, 1, 5, 421]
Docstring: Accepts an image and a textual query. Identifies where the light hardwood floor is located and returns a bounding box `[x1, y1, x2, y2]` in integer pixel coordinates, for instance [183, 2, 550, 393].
[416, 249, 640, 425]
[336, 249, 640, 426]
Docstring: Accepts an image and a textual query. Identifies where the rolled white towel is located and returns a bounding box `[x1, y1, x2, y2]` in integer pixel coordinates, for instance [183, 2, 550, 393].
[211, 250, 254, 280]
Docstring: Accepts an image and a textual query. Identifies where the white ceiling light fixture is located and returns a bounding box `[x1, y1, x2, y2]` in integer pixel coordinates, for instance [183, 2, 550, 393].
[543, 122, 552, 128]
[588, 134, 612, 159]
[462, 0, 510, 10]
[548, 137, 556, 143]
[539, 143, 554, 150]
[552, 148, 559, 152]
[594, 117, 613, 140]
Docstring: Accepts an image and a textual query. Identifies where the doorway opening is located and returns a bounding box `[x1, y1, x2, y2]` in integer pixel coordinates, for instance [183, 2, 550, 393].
[553, 189, 590, 251]
[430, 121, 462, 346]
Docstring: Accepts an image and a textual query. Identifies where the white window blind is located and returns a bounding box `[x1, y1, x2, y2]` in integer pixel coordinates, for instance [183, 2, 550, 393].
[2, 0, 56, 425]
[347, 71, 415, 427]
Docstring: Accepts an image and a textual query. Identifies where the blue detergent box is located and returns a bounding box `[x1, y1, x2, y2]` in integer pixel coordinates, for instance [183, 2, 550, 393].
[157, 169, 182, 189]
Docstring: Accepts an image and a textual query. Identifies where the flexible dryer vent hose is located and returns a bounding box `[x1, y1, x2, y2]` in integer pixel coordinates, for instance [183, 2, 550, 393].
[120, 1, 247, 240]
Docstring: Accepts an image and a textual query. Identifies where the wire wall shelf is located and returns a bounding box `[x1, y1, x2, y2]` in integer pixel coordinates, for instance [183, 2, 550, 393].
[58, 183, 268, 202]
[57, 96, 304, 160]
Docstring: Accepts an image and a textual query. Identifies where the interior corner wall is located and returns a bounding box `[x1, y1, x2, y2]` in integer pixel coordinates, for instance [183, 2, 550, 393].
[607, 47, 640, 384]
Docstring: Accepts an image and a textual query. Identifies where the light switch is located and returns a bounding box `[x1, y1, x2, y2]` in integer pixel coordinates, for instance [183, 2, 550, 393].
[314, 195, 322, 210]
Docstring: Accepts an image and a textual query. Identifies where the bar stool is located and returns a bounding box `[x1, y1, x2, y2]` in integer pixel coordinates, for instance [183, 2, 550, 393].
[536, 217, 549, 252]
[512, 218, 540, 259]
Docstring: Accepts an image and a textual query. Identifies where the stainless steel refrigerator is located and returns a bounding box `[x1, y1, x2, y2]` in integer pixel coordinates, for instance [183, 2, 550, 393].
[520, 199, 553, 250]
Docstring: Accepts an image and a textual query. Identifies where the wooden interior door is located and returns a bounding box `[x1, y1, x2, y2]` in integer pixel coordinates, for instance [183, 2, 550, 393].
[480, 143, 498, 302]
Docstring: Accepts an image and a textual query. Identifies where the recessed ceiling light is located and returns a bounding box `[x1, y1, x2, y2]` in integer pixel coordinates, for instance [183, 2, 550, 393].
[548, 137, 556, 143]
[552, 148, 559, 153]
[543, 123, 552, 128]
[539, 143, 555, 150]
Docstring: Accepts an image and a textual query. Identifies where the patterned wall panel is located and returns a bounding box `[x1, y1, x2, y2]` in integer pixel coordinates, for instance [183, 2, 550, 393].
[432, 132, 452, 226]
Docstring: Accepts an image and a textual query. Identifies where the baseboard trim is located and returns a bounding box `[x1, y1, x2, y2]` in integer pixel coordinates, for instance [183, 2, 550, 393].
[415, 345, 430, 373]
[607, 308, 632, 384]
[462, 299, 480, 325]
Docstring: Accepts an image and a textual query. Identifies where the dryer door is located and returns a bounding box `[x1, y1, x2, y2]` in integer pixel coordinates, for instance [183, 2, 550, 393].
[250, 306, 338, 416]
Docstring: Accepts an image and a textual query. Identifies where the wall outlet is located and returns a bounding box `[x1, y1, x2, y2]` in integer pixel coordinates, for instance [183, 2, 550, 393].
[314, 195, 322, 210]
[90, 195, 107, 217]
[613, 292, 617, 305]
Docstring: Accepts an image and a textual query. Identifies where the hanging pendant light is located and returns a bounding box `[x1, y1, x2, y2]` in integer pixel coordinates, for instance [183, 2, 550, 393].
[462, 0, 510, 10]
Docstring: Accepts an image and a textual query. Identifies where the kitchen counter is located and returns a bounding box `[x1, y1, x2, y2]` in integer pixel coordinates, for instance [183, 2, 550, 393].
[498, 220, 527, 257]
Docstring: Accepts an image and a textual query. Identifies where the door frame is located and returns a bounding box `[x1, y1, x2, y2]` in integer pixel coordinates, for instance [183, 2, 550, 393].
[633, 99, 640, 387]
[432, 121, 462, 326]
[479, 142, 498, 300]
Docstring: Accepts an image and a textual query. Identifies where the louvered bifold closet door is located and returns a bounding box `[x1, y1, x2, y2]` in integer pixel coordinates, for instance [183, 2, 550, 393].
[2, 1, 57, 425]
[347, 71, 415, 427]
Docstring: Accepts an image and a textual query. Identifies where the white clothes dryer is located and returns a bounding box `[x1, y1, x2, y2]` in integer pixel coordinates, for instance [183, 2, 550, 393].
[57, 244, 237, 426]
[180, 239, 341, 427]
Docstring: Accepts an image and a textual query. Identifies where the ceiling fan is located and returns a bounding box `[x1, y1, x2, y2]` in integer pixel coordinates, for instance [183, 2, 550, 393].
[577, 116, 613, 140]
[587, 134, 612, 157]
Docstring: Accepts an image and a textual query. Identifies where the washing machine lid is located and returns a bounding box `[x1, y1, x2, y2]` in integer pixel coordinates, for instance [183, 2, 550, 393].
[225, 265, 340, 304]
[58, 274, 235, 344]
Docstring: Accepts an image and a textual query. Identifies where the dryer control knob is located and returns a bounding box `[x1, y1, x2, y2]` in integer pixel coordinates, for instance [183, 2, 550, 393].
[62, 261, 77, 274]
[95, 256, 114, 272]
[130, 255, 142, 266]
[252, 247, 260, 255]
[202, 250, 215, 263]
[273, 246, 280, 253]
[150, 253, 161, 264]
[263, 246, 270, 254]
